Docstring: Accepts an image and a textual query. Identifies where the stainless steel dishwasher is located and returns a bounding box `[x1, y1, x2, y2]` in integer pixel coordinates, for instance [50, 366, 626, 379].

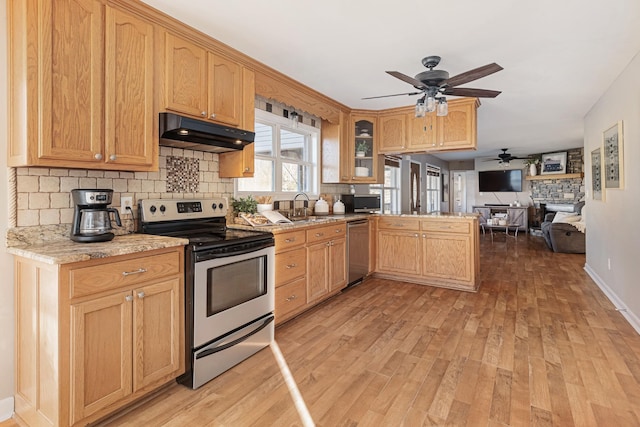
[347, 219, 369, 286]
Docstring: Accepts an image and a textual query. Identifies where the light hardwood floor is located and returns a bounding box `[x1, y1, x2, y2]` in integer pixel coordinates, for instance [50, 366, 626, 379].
[7, 232, 640, 426]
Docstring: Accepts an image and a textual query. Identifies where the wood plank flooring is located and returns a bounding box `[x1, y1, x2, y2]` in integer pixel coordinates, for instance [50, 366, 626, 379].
[7, 232, 640, 426]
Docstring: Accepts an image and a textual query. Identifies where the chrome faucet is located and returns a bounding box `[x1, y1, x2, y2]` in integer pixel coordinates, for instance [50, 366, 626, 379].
[293, 192, 310, 218]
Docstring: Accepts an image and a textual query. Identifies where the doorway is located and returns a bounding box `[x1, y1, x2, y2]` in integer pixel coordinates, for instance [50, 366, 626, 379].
[410, 161, 421, 213]
[452, 171, 467, 213]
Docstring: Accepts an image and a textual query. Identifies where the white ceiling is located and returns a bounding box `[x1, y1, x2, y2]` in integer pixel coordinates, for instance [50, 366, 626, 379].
[142, 0, 640, 161]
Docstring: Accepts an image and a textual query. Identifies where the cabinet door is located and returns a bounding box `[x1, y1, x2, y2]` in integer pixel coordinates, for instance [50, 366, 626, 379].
[407, 112, 436, 150]
[133, 278, 182, 391]
[378, 113, 406, 153]
[306, 242, 329, 302]
[329, 237, 347, 292]
[104, 7, 155, 167]
[507, 208, 527, 230]
[208, 53, 242, 126]
[70, 291, 132, 424]
[435, 99, 477, 150]
[352, 115, 383, 183]
[377, 230, 421, 276]
[39, 0, 104, 163]
[164, 33, 208, 118]
[422, 233, 471, 282]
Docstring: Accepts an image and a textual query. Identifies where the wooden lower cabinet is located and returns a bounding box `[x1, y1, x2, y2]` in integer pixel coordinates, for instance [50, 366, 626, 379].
[374, 216, 479, 291]
[274, 223, 348, 325]
[14, 247, 184, 427]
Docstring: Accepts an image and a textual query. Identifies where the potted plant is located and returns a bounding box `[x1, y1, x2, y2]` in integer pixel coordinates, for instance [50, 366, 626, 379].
[524, 155, 541, 176]
[231, 195, 258, 215]
[355, 141, 368, 157]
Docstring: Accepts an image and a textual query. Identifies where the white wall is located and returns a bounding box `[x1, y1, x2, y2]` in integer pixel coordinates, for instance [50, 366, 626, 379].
[0, 0, 16, 419]
[584, 50, 640, 330]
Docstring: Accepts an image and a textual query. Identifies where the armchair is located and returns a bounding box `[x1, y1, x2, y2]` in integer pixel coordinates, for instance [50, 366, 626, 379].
[540, 202, 585, 253]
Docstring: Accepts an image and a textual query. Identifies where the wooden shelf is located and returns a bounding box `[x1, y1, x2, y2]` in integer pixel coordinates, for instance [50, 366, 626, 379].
[526, 173, 583, 181]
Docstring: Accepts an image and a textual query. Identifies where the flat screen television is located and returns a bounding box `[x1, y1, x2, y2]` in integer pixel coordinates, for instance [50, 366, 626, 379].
[478, 170, 523, 192]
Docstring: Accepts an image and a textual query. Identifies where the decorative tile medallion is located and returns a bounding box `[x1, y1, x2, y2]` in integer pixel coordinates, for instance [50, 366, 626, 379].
[166, 156, 199, 193]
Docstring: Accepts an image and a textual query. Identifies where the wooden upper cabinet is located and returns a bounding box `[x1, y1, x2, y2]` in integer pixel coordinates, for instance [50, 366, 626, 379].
[38, 0, 105, 164]
[208, 53, 242, 126]
[164, 33, 208, 118]
[8, 0, 157, 171]
[104, 7, 155, 167]
[434, 98, 478, 151]
[378, 113, 407, 153]
[163, 33, 245, 127]
[407, 111, 436, 150]
[321, 110, 352, 183]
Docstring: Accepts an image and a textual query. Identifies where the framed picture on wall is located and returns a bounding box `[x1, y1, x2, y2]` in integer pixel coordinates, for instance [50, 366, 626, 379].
[541, 151, 567, 175]
[603, 120, 624, 189]
[591, 147, 604, 201]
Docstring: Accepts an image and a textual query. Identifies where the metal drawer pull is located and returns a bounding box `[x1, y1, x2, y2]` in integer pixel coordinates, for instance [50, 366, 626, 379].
[335, 229, 342, 233]
[122, 268, 147, 276]
[286, 263, 297, 269]
[315, 232, 324, 237]
[137, 291, 145, 299]
[284, 238, 296, 243]
[286, 294, 297, 302]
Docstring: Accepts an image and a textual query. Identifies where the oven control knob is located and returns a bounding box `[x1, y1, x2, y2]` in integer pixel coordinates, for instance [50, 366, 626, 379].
[211, 203, 217, 210]
[149, 205, 157, 213]
[218, 203, 224, 210]
[160, 205, 166, 213]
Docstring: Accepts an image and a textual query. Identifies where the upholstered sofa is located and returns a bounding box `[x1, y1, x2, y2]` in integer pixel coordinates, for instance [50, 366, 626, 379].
[541, 202, 585, 253]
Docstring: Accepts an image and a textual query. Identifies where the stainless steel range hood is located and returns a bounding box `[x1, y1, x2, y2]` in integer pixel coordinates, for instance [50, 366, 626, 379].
[159, 112, 255, 153]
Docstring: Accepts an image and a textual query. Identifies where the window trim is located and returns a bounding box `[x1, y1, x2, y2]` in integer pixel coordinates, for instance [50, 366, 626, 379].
[235, 109, 320, 199]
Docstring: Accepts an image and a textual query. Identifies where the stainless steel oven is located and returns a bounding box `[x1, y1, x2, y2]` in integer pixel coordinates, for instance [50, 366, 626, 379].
[139, 198, 275, 389]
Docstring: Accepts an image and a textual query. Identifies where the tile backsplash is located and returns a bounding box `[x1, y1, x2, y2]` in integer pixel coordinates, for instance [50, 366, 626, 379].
[15, 146, 234, 228]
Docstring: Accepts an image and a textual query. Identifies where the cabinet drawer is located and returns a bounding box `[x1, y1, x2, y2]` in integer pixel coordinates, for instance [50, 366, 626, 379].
[69, 251, 181, 298]
[306, 223, 346, 244]
[421, 220, 470, 234]
[275, 277, 306, 320]
[275, 248, 306, 286]
[275, 230, 306, 253]
[377, 217, 420, 231]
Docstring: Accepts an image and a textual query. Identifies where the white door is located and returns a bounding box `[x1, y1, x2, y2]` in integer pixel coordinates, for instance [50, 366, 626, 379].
[452, 171, 467, 213]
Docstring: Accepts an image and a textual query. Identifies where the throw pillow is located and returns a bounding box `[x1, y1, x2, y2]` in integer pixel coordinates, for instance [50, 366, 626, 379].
[552, 211, 581, 223]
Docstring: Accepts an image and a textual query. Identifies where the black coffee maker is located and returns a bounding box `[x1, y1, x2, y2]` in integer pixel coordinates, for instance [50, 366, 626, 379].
[70, 189, 122, 243]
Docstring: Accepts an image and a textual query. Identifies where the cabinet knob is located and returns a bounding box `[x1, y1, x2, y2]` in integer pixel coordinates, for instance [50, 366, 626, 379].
[414, 233, 419, 237]
[244, 167, 250, 172]
[286, 263, 297, 269]
[201, 111, 207, 117]
[137, 291, 145, 299]
[94, 153, 103, 160]
[210, 113, 216, 119]
[326, 242, 331, 247]
[125, 295, 133, 302]
[109, 154, 117, 161]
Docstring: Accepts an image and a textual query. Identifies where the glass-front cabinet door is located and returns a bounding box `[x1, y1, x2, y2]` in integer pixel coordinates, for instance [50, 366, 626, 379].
[351, 114, 381, 183]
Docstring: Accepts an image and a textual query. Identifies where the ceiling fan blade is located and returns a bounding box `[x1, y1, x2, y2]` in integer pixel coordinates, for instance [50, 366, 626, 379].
[446, 63, 503, 88]
[386, 71, 428, 90]
[443, 87, 502, 98]
[362, 91, 422, 100]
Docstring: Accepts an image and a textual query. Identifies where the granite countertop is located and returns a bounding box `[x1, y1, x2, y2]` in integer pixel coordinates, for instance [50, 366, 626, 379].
[228, 213, 372, 233]
[7, 234, 189, 265]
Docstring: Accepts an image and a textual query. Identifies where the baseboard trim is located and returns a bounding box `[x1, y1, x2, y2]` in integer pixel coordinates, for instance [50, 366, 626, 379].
[584, 263, 640, 335]
[0, 396, 14, 422]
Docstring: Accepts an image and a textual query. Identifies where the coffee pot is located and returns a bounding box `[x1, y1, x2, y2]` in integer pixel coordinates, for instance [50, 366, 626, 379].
[70, 189, 122, 243]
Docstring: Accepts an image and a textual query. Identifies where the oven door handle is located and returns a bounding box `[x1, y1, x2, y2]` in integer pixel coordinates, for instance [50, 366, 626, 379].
[195, 240, 274, 261]
[195, 315, 274, 360]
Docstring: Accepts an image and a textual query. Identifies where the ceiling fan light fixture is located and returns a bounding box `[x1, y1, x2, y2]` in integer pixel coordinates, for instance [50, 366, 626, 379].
[415, 96, 426, 118]
[425, 96, 436, 113]
[436, 98, 448, 116]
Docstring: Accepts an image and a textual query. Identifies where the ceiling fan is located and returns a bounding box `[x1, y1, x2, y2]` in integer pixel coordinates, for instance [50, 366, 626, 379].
[484, 148, 531, 164]
[363, 56, 503, 115]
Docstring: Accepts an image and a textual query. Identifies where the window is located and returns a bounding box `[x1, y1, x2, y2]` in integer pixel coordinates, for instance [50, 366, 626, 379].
[370, 158, 401, 214]
[425, 165, 441, 213]
[236, 109, 319, 198]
